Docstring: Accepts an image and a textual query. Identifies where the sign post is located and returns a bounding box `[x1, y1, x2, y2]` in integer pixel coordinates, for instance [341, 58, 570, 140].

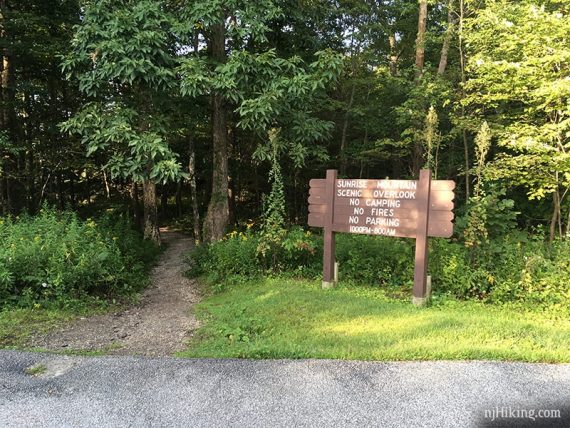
[322, 169, 337, 289]
[412, 169, 431, 306]
[308, 169, 455, 306]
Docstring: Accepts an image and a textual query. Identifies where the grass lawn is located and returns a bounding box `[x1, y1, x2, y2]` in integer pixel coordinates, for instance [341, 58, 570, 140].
[178, 278, 570, 363]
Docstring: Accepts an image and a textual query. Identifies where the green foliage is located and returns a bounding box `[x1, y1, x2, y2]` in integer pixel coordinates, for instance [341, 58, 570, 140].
[464, 0, 570, 201]
[61, 0, 184, 185]
[335, 235, 414, 287]
[460, 186, 519, 249]
[62, 0, 176, 96]
[189, 229, 262, 285]
[188, 227, 320, 284]
[189, 228, 413, 288]
[189, 222, 569, 314]
[0, 208, 159, 308]
[431, 233, 570, 313]
[473, 121, 491, 197]
[257, 129, 287, 267]
[422, 106, 440, 172]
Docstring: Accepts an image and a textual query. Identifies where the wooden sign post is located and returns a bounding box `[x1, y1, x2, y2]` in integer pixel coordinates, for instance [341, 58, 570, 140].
[322, 169, 337, 289]
[308, 169, 455, 305]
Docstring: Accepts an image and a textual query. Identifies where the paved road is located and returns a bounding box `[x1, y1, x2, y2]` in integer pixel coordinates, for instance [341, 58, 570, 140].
[1, 351, 569, 427]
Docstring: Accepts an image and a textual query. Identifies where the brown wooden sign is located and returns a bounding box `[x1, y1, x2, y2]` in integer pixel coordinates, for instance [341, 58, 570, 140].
[307, 169, 455, 305]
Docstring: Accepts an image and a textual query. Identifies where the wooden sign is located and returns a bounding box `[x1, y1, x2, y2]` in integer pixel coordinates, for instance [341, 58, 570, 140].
[307, 169, 455, 306]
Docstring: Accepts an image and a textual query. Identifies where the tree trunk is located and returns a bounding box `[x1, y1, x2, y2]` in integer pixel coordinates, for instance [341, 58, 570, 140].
[130, 181, 142, 230]
[25, 148, 35, 212]
[203, 22, 229, 242]
[160, 187, 168, 217]
[0, 0, 8, 128]
[143, 179, 161, 245]
[339, 84, 355, 176]
[0, 159, 5, 215]
[188, 134, 201, 243]
[565, 204, 570, 238]
[458, 0, 470, 201]
[438, 0, 455, 75]
[414, 0, 428, 80]
[175, 181, 183, 217]
[549, 191, 560, 243]
[389, 33, 398, 76]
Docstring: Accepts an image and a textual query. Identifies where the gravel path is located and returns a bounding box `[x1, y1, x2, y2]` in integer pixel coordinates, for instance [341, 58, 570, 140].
[1, 351, 569, 427]
[28, 229, 200, 357]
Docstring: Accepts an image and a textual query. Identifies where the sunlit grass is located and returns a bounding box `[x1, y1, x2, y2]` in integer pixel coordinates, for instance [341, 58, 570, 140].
[179, 278, 570, 362]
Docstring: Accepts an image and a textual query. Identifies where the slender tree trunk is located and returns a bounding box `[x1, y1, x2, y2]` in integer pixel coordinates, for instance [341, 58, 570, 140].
[0, 3, 5, 215]
[0, 0, 8, 129]
[389, 33, 398, 76]
[103, 169, 111, 198]
[339, 84, 355, 176]
[160, 187, 168, 217]
[188, 134, 201, 243]
[566, 204, 570, 237]
[228, 125, 237, 226]
[130, 181, 142, 230]
[550, 191, 560, 243]
[411, 0, 429, 176]
[0, 159, 4, 214]
[438, 0, 455, 75]
[143, 179, 161, 245]
[458, 0, 470, 200]
[56, 173, 64, 210]
[25, 149, 35, 212]
[1, 1, 14, 213]
[203, 22, 229, 242]
[414, 0, 428, 80]
[175, 181, 183, 217]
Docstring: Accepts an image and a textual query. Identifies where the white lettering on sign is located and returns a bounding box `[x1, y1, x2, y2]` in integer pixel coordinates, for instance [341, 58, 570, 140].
[349, 225, 397, 236]
[348, 216, 359, 224]
[337, 189, 362, 197]
[337, 179, 368, 189]
[376, 180, 418, 190]
[373, 189, 416, 199]
[365, 199, 401, 208]
[365, 217, 400, 227]
[353, 207, 364, 215]
[370, 208, 394, 217]
[349, 198, 360, 206]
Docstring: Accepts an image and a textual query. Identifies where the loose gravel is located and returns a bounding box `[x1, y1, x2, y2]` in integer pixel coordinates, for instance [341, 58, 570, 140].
[27, 229, 200, 357]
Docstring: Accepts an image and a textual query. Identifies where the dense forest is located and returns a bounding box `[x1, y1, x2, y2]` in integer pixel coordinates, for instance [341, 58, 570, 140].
[1, 0, 567, 242]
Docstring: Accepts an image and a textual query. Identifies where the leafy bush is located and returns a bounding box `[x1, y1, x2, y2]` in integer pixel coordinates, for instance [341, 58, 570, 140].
[335, 234, 414, 286]
[0, 208, 159, 307]
[189, 230, 262, 284]
[430, 234, 570, 312]
[188, 228, 413, 287]
[189, 225, 570, 313]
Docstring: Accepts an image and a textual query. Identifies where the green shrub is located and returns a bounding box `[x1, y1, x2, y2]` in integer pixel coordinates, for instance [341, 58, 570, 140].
[335, 234, 414, 287]
[430, 234, 570, 312]
[189, 225, 570, 313]
[188, 228, 413, 287]
[188, 230, 261, 284]
[0, 208, 159, 307]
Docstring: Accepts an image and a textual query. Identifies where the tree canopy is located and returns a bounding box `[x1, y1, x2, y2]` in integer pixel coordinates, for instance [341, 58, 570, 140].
[1, 0, 569, 242]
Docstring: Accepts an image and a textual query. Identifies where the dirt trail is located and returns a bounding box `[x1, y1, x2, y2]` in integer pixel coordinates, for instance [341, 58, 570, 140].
[29, 229, 200, 357]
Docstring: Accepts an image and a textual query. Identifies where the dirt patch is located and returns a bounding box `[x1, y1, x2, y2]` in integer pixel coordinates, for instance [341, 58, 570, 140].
[28, 229, 200, 357]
